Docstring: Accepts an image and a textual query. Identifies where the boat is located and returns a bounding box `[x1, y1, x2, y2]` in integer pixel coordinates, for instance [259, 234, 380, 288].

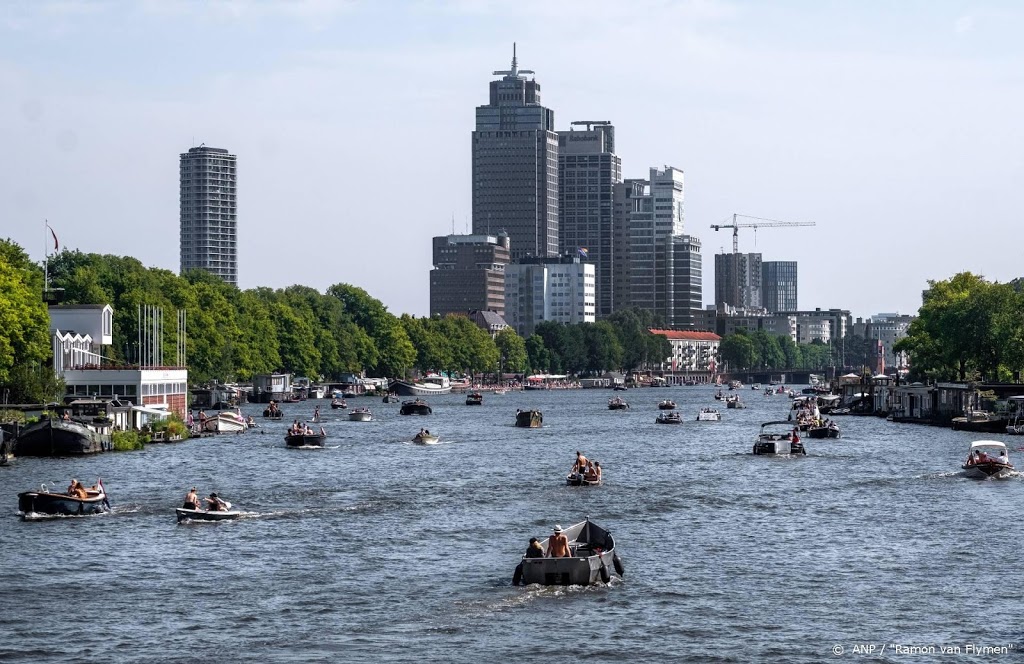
[466, 392, 483, 406]
[18, 479, 110, 518]
[1006, 396, 1024, 434]
[389, 374, 451, 397]
[816, 394, 842, 413]
[725, 395, 745, 409]
[566, 471, 601, 486]
[696, 407, 721, 422]
[608, 397, 629, 410]
[348, 407, 373, 422]
[202, 411, 248, 434]
[962, 440, 1014, 479]
[311, 385, 327, 400]
[493, 387, 509, 395]
[515, 410, 543, 428]
[729, 380, 743, 390]
[330, 398, 347, 410]
[713, 390, 724, 401]
[262, 403, 284, 419]
[656, 411, 682, 424]
[14, 415, 112, 456]
[400, 399, 432, 416]
[612, 384, 628, 392]
[951, 410, 1007, 434]
[285, 432, 326, 447]
[382, 393, 399, 403]
[657, 400, 676, 410]
[753, 421, 806, 456]
[807, 421, 841, 439]
[751, 383, 761, 390]
[512, 518, 622, 586]
[412, 430, 439, 444]
[176, 500, 241, 523]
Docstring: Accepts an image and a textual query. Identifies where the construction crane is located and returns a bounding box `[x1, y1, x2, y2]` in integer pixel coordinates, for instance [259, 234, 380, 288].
[710, 214, 816, 254]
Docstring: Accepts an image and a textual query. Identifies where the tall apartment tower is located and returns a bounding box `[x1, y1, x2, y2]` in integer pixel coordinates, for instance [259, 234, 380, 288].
[613, 167, 697, 326]
[557, 122, 622, 319]
[761, 261, 798, 313]
[429, 233, 511, 317]
[472, 46, 558, 262]
[714, 252, 762, 311]
[179, 145, 238, 285]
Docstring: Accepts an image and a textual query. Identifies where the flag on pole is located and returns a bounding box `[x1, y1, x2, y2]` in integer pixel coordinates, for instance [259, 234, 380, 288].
[578, 247, 589, 259]
[46, 222, 59, 253]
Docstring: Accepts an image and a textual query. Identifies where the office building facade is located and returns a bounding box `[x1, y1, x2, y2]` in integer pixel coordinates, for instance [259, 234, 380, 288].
[472, 49, 558, 261]
[429, 233, 510, 317]
[714, 252, 762, 311]
[557, 122, 621, 318]
[504, 255, 595, 337]
[180, 145, 238, 285]
[762, 261, 798, 313]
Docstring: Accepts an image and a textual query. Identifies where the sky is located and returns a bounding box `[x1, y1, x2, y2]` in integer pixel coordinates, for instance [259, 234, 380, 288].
[3, 0, 1023, 322]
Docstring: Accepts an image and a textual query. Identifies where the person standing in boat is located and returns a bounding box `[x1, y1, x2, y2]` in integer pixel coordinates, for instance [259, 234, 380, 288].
[183, 487, 201, 510]
[572, 451, 589, 474]
[548, 525, 572, 558]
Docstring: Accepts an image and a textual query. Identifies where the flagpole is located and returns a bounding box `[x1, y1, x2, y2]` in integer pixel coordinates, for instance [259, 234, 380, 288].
[44, 219, 49, 297]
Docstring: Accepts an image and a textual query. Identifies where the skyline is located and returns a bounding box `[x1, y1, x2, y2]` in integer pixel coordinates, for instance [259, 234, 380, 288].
[4, 1, 1023, 322]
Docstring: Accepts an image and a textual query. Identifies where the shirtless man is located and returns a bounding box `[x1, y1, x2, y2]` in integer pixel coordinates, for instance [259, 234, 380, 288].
[573, 451, 589, 474]
[206, 493, 227, 511]
[548, 525, 572, 558]
[183, 487, 201, 510]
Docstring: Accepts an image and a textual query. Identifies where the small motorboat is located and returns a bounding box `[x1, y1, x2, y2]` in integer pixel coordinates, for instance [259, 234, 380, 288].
[263, 405, 284, 420]
[658, 400, 676, 410]
[613, 384, 628, 391]
[285, 432, 326, 447]
[962, 440, 1014, 479]
[412, 430, 439, 444]
[696, 407, 721, 422]
[400, 399, 432, 415]
[512, 518, 622, 586]
[807, 422, 841, 439]
[566, 472, 601, 486]
[515, 409, 543, 428]
[608, 397, 629, 410]
[382, 393, 399, 403]
[466, 393, 483, 406]
[330, 398, 348, 410]
[714, 390, 724, 401]
[751, 383, 761, 390]
[753, 421, 806, 456]
[348, 408, 373, 422]
[725, 395, 745, 409]
[176, 500, 241, 523]
[18, 479, 110, 519]
[656, 411, 682, 424]
[203, 411, 248, 434]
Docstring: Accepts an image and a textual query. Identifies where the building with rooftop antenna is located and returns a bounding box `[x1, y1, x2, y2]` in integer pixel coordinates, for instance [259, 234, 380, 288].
[472, 44, 558, 261]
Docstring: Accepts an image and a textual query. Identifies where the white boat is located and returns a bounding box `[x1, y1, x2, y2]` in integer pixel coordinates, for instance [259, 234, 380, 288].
[696, 407, 721, 422]
[412, 430, 439, 444]
[1005, 396, 1024, 434]
[389, 374, 451, 396]
[202, 411, 248, 434]
[176, 500, 240, 523]
[751, 383, 761, 390]
[725, 395, 745, 409]
[962, 440, 1014, 479]
[657, 400, 676, 410]
[348, 408, 373, 422]
[753, 421, 806, 456]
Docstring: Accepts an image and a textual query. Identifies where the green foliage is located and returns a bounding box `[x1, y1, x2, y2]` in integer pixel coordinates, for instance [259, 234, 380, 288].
[152, 414, 189, 439]
[0, 408, 26, 424]
[0, 241, 51, 393]
[495, 327, 528, 373]
[112, 430, 146, 451]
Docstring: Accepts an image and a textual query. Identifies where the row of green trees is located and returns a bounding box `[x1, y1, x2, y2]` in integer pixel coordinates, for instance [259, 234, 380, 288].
[717, 328, 879, 373]
[0, 241, 680, 399]
[895, 272, 1024, 382]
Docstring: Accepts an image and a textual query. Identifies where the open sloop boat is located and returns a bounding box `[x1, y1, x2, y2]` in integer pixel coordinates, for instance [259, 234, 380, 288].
[962, 440, 1014, 479]
[412, 431, 439, 444]
[512, 518, 623, 586]
[176, 500, 241, 523]
[400, 399, 432, 416]
[515, 410, 543, 428]
[656, 411, 682, 424]
[18, 479, 110, 518]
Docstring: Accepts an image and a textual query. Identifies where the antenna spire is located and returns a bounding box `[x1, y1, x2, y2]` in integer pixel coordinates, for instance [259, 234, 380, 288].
[511, 42, 518, 76]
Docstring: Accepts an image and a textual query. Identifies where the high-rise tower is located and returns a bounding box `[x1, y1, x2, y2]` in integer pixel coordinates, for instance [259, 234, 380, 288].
[472, 45, 558, 261]
[558, 121, 621, 318]
[180, 145, 238, 285]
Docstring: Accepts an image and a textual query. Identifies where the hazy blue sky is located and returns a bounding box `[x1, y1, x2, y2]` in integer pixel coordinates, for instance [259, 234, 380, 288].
[3, 0, 1023, 321]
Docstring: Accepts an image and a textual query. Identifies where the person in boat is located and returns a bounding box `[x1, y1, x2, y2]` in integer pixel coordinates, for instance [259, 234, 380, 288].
[791, 428, 801, 444]
[67, 479, 87, 498]
[585, 461, 600, 483]
[572, 451, 589, 474]
[524, 537, 544, 558]
[548, 525, 572, 558]
[206, 493, 227, 511]
[183, 487, 201, 510]
[199, 410, 208, 425]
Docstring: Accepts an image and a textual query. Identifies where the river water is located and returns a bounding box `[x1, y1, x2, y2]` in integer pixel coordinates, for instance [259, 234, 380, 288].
[2, 385, 1023, 662]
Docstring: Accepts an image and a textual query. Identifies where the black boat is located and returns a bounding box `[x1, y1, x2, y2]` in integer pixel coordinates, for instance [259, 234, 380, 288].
[400, 399, 432, 415]
[512, 518, 622, 586]
[176, 500, 241, 523]
[14, 416, 112, 456]
[466, 392, 483, 405]
[330, 398, 347, 410]
[18, 480, 110, 518]
[285, 433, 326, 447]
[807, 424, 841, 439]
[515, 409, 543, 428]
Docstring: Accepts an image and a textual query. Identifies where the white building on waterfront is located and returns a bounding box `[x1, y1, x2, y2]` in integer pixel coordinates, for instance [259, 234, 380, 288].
[504, 255, 595, 337]
[650, 329, 721, 375]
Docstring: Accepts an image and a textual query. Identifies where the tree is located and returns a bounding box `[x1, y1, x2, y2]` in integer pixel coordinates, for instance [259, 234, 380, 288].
[525, 334, 549, 374]
[495, 327, 528, 373]
[0, 240, 51, 396]
[719, 334, 756, 371]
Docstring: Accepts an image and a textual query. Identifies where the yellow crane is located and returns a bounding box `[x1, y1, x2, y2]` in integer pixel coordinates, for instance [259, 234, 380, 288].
[710, 214, 816, 254]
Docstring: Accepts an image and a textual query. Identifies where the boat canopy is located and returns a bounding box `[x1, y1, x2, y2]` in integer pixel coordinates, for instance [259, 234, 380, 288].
[1007, 395, 1024, 402]
[131, 405, 170, 418]
[968, 440, 1008, 451]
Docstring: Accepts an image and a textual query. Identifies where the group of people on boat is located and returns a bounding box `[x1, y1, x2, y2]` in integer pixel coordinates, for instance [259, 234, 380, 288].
[182, 487, 227, 511]
[965, 448, 1009, 466]
[570, 450, 602, 483]
[66, 479, 90, 499]
[523, 524, 573, 559]
[288, 420, 325, 437]
[266, 402, 283, 416]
